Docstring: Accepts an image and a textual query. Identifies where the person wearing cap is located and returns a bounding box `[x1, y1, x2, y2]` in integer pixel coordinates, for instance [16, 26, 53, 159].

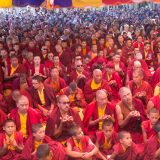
[103, 61, 122, 103]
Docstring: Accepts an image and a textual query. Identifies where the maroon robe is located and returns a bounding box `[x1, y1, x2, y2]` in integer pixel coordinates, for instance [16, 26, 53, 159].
[84, 79, 112, 103]
[117, 98, 147, 143]
[150, 96, 160, 111]
[45, 107, 83, 142]
[60, 87, 87, 108]
[113, 142, 144, 160]
[67, 136, 95, 160]
[30, 64, 45, 76]
[30, 85, 55, 110]
[103, 71, 122, 102]
[20, 135, 67, 160]
[143, 135, 160, 160]
[44, 77, 66, 94]
[3, 64, 25, 89]
[96, 131, 118, 156]
[9, 108, 42, 137]
[69, 70, 90, 91]
[142, 120, 155, 140]
[151, 67, 160, 88]
[0, 108, 6, 133]
[83, 101, 114, 137]
[0, 132, 24, 160]
[129, 80, 153, 105]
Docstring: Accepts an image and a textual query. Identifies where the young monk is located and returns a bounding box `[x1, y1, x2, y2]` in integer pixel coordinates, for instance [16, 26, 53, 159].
[110, 131, 144, 160]
[36, 144, 53, 160]
[96, 119, 119, 160]
[141, 107, 159, 142]
[66, 125, 98, 160]
[20, 123, 67, 160]
[0, 119, 24, 160]
[144, 120, 160, 160]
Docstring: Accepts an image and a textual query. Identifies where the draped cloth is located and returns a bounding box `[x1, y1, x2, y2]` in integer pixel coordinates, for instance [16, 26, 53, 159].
[13, 0, 45, 7]
[0, 0, 12, 8]
[72, 0, 102, 7]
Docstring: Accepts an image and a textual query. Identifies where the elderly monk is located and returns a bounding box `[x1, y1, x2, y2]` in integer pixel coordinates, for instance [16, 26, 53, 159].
[84, 69, 111, 103]
[116, 87, 147, 143]
[143, 120, 160, 160]
[44, 67, 66, 94]
[128, 69, 153, 106]
[9, 95, 42, 139]
[30, 75, 55, 119]
[83, 89, 115, 139]
[45, 95, 83, 142]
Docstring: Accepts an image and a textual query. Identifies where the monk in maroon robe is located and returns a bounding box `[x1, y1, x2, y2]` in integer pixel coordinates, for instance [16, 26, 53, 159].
[151, 67, 160, 88]
[44, 67, 66, 94]
[84, 69, 111, 103]
[116, 87, 147, 143]
[103, 62, 122, 103]
[69, 60, 90, 91]
[9, 95, 42, 138]
[96, 119, 119, 159]
[147, 95, 160, 112]
[83, 89, 115, 139]
[0, 119, 24, 160]
[20, 123, 67, 160]
[143, 120, 160, 160]
[128, 69, 153, 105]
[66, 125, 98, 160]
[141, 107, 159, 142]
[31, 75, 55, 118]
[45, 95, 83, 142]
[110, 131, 144, 160]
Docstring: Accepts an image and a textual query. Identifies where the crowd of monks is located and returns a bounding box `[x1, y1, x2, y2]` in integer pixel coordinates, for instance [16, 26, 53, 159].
[0, 5, 160, 160]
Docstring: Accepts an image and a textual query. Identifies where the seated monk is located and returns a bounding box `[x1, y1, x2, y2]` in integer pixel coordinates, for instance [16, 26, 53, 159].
[147, 82, 160, 112]
[45, 95, 83, 142]
[96, 119, 119, 160]
[60, 82, 87, 120]
[103, 62, 122, 103]
[44, 67, 66, 94]
[36, 144, 53, 160]
[110, 131, 144, 160]
[0, 119, 24, 160]
[141, 107, 159, 143]
[69, 60, 90, 91]
[30, 56, 46, 78]
[31, 75, 55, 118]
[66, 125, 98, 160]
[84, 68, 111, 103]
[20, 123, 67, 160]
[83, 89, 115, 139]
[116, 87, 147, 143]
[143, 120, 160, 160]
[3, 55, 25, 96]
[151, 67, 160, 89]
[128, 69, 153, 106]
[9, 95, 42, 139]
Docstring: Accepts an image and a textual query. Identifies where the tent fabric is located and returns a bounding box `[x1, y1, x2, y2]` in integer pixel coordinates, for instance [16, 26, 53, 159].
[13, 0, 45, 7]
[102, 0, 132, 5]
[0, 0, 159, 8]
[72, 0, 102, 8]
[0, 0, 12, 8]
